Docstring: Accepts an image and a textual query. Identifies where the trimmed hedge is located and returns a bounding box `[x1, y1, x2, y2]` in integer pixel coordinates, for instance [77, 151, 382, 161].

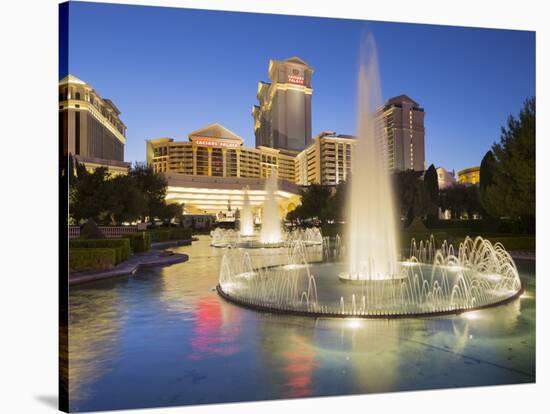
[70, 248, 117, 272]
[148, 228, 192, 242]
[69, 238, 131, 264]
[401, 232, 535, 253]
[486, 236, 535, 252]
[123, 232, 152, 253]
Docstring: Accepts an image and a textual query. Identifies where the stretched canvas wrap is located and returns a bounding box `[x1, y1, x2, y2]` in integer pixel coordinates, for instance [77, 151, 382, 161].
[59, 1, 536, 412]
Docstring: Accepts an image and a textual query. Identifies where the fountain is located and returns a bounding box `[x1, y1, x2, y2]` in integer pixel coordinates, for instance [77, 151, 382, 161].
[216, 35, 522, 318]
[260, 169, 283, 245]
[211, 169, 323, 248]
[240, 186, 254, 237]
[340, 35, 400, 281]
[217, 235, 522, 317]
[211, 227, 323, 248]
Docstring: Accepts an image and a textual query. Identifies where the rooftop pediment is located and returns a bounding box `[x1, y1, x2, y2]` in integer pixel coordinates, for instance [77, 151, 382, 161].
[188, 123, 243, 142]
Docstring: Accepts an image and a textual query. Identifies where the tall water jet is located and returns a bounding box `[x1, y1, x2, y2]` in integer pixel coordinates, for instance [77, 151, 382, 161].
[343, 34, 400, 281]
[240, 186, 254, 236]
[260, 168, 282, 244]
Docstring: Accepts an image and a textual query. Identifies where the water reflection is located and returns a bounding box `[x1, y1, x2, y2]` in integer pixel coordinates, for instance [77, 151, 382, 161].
[189, 297, 241, 360]
[256, 316, 319, 398]
[69, 286, 124, 409]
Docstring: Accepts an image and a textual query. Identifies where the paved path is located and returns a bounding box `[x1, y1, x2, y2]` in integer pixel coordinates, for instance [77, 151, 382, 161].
[69, 249, 189, 285]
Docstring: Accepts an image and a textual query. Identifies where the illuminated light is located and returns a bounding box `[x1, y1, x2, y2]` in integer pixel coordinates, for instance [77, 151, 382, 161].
[520, 291, 532, 299]
[236, 271, 256, 279]
[442, 265, 466, 272]
[282, 264, 308, 270]
[346, 319, 362, 329]
[463, 311, 481, 320]
[479, 273, 502, 282]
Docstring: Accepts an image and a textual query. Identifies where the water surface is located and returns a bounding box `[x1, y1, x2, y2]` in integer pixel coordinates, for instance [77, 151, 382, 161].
[69, 236, 535, 412]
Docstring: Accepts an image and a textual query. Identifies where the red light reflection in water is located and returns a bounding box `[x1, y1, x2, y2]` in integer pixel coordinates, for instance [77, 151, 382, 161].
[188, 297, 241, 360]
[280, 335, 318, 398]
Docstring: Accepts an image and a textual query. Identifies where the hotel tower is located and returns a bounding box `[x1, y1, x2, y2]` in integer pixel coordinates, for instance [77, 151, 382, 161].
[59, 74, 129, 174]
[252, 57, 314, 152]
[377, 95, 425, 172]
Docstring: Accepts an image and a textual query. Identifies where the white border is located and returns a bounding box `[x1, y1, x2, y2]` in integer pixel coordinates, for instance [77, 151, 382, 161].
[0, 0, 547, 413]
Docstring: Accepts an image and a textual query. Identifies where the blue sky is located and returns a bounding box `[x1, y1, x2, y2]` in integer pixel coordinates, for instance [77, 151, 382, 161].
[63, 1, 535, 172]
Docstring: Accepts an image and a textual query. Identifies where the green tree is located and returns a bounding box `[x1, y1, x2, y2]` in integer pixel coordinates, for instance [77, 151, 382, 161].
[294, 184, 333, 222]
[423, 164, 440, 223]
[439, 184, 481, 219]
[423, 164, 439, 204]
[326, 181, 348, 222]
[482, 97, 535, 232]
[478, 150, 498, 222]
[479, 150, 495, 194]
[128, 163, 169, 221]
[393, 170, 428, 225]
[104, 174, 147, 224]
[69, 166, 112, 224]
[156, 202, 183, 222]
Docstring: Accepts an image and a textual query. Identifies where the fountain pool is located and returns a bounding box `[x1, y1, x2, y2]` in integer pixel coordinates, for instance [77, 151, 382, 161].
[217, 236, 522, 318]
[67, 236, 535, 412]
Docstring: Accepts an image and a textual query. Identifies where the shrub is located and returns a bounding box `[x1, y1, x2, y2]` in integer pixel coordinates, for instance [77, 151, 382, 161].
[486, 236, 535, 252]
[69, 248, 116, 272]
[69, 238, 130, 264]
[80, 218, 105, 239]
[148, 228, 192, 242]
[148, 229, 171, 242]
[319, 223, 342, 238]
[167, 227, 192, 240]
[123, 232, 151, 253]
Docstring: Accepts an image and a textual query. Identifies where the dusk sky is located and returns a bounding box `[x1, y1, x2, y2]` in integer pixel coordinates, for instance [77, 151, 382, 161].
[63, 1, 535, 172]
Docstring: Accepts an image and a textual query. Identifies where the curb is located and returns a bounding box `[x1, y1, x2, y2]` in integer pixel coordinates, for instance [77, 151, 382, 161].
[69, 252, 189, 286]
[216, 284, 523, 320]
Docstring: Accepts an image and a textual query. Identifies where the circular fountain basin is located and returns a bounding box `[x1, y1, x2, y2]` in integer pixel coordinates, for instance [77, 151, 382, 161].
[236, 240, 287, 249]
[218, 260, 523, 319]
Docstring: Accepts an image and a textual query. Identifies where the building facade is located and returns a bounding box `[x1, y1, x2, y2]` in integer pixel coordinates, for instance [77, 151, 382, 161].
[146, 123, 296, 183]
[295, 132, 354, 186]
[59, 74, 129, 174]
[457, 166, 480, 186]
[436, 167, 456, 190]
[377, 95, 425, 172]
[163, 173, 300, 215]
[252, 57, 314, 152]
[146, 125, 356, 214]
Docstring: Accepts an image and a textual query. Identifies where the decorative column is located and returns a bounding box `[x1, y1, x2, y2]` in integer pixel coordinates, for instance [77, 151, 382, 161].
[207, 147, 213, 176]
[343, 143, 347, 182]
[192, 146, 197, 175]
[222, 148, 227, 177]
[335, 143, 339, 184]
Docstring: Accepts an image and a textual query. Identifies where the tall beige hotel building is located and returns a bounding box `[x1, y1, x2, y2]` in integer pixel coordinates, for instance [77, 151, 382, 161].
[378, 95, 426, 172]
[252, 57, 313, 152]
